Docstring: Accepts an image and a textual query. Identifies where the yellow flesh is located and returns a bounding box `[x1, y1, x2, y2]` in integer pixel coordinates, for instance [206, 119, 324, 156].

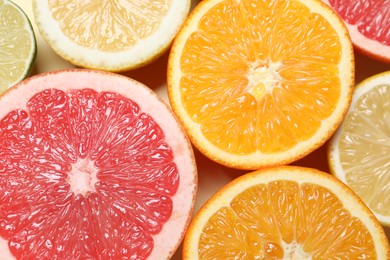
[199, 181, 376, 259]
[48, 0, 171, 51]
[338, 84, 390, 217]
[0, 1, 35, 92]
[179, 0, 342, 154]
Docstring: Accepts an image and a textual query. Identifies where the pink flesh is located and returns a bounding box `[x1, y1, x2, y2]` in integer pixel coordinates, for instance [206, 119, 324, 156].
[0, 88, 179, 259]
[329, 0, 390, 45]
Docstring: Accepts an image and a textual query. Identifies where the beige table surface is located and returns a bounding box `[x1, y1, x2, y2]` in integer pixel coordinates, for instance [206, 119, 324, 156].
[11, 1, 390, 259]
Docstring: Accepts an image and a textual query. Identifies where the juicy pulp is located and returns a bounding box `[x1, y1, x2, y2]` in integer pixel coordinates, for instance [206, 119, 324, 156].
[0, 88, 180, 259]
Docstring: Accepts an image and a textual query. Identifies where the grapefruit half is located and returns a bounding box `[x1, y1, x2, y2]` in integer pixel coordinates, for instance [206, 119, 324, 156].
[0, 69, 197, 259]
[322, 0, 390, 63]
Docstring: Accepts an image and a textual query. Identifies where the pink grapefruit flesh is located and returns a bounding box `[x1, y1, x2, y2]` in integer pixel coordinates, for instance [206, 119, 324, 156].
[0, 69, 197, 259]
[322, 0, 390, 63]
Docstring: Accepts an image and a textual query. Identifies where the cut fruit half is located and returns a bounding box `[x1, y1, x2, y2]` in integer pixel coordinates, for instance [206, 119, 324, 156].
[322, 0, 390, 63]
[0, 69, 197, 259]
[328, 70, 390, 226]
[0, 0, 36, 92]
[168, 0, 354, 170]
[183, 166, 390, 259]
[32, 0, 191, 71]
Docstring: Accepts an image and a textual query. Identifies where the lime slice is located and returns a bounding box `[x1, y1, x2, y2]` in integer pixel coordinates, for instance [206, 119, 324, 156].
[0, 0, 36, 93]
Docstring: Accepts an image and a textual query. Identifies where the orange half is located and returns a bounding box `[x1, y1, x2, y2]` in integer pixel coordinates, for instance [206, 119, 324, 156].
[183, 166, 390, 259]
[168, 0, 354, 169]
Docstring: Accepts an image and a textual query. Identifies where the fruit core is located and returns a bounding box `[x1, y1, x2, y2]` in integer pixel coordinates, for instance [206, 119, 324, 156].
[68, 158, 98, 196]
[247, 60, 282, 101]
[263, 241, 311, 259]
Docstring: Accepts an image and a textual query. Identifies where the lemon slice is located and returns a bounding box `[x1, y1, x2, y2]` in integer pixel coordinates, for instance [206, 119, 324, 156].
[0, 0, 36, 93]
[329, 70, 390, 226]
[32, 0, 191, 71]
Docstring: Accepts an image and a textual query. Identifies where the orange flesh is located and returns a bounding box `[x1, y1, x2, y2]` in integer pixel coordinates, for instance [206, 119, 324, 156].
[180, 0, 342, 154]
[338, 84, 390, 217]
[198, 181, 377, 259]
[48, 0, 171, 51]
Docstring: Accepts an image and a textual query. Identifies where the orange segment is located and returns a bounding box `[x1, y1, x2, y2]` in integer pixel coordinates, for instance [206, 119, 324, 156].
[183, 166, 390, 259]
[168, 0, 354, 169]
[199, 207, 263, 258]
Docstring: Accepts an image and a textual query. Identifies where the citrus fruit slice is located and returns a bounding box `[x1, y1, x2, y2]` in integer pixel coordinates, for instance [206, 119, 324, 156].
[167, 0, 354, 170]
[31, 0, 191, 71]
[322, 0, 390, 63]
[0, 0, 36, 93]
[183, 166, 390, 259]
[0, 69, 197, 259]
[328, 70, 390, 226]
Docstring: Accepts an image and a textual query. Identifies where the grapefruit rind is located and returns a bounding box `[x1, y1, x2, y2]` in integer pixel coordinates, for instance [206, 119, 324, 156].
[328, 70, 390, 227]
[168, 0, 354, 170]
[0, 69, 197, 259]
[322, 0, 390, 63]
[183, 166, 390, 259]
[32, 0, 191, 71]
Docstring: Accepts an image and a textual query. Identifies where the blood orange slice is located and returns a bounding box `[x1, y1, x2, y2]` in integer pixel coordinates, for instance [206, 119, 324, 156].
[322, 0, 390, 63]
[0, 69, 197, 259]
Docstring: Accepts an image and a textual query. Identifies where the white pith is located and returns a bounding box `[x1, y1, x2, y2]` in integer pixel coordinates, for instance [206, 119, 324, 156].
[246, 60, 282, 100]
[68, 158, 98, 195]
[281, 241, 312, 260]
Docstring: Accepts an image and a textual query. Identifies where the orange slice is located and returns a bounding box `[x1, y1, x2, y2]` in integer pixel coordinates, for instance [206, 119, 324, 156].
[0, 69, 197, 259]
[328, 70, 390, 226]
[167, 0, 354, 170]
[183, 166, 390, 259]
[32, 0, 191, 71]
